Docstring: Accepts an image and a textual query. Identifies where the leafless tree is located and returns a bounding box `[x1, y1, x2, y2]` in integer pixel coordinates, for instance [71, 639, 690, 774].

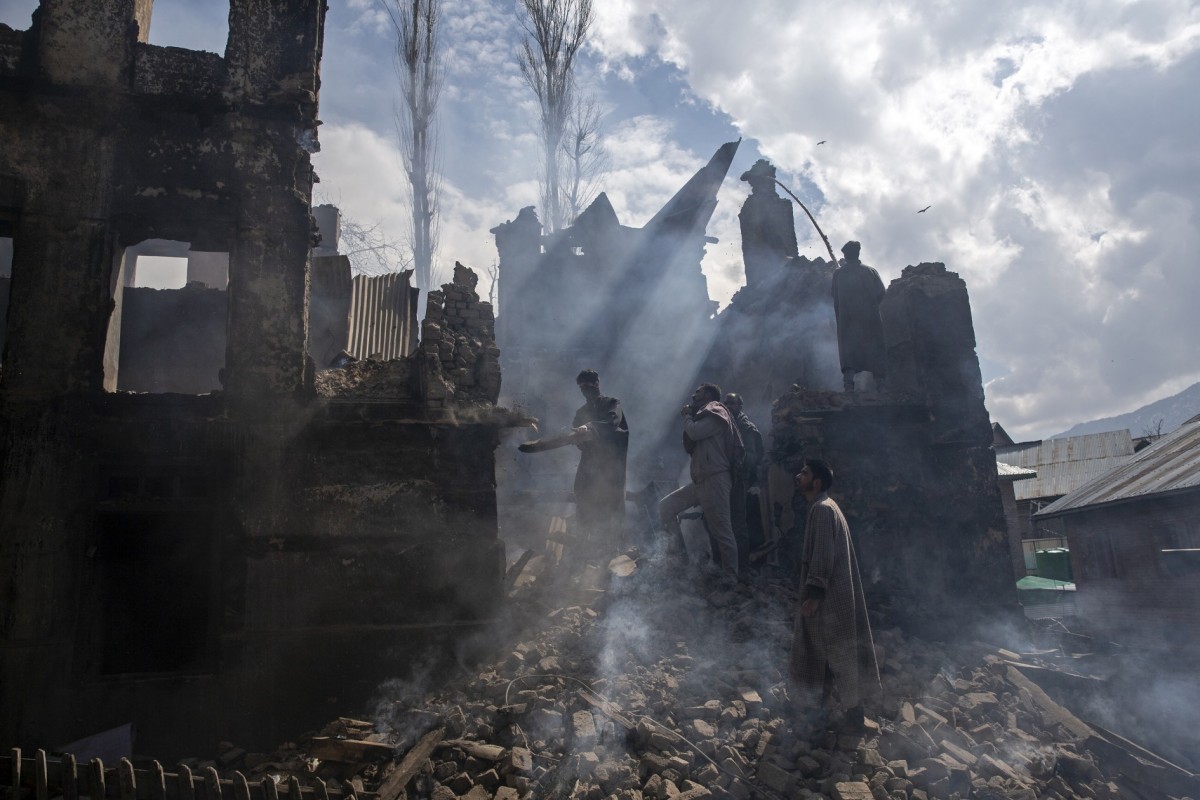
[517, 0, 594, 233]
[381, 0, 443, 293]
[486, 261, 500, 307]
[560, 94, 607, 224]
[339, 217, 411, 277]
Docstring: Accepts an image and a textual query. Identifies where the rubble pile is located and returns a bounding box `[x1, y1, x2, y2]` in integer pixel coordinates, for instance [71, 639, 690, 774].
[420, 263, 502, 407]
[190, 559, 1199, 800]
[315, 358, 416, 399]
[313, 263, 501, 408]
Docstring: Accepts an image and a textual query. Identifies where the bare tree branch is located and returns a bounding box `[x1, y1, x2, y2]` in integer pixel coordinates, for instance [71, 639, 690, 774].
[560, 94, 607, 224]
[381, 0, 443, 293]
[339, 217, 412, 276]
[517, 0, 594, 233]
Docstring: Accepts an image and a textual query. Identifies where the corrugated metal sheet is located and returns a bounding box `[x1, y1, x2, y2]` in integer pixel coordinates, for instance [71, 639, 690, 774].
[1038, 420, 1200, 518]
[997, 462, 1038, 480]
[995, 430, 1135, 501]
[347, 270, 419, 360]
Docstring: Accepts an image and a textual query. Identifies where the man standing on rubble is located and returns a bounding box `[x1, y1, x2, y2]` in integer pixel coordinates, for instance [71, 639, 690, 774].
[658, 383, 744, 577]
[790, 458, 879, 731]
[724, 393, 764, 572]
[831, 240, 887, 393]
[519, 369, 629, 553]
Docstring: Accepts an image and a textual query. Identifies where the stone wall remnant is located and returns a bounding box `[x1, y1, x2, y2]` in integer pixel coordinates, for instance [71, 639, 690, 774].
[0, 0, 519, 758]
[768, 261, 1015, 632]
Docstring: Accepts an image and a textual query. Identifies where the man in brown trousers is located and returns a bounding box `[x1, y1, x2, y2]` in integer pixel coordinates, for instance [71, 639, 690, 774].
[790, 458, 880, 731]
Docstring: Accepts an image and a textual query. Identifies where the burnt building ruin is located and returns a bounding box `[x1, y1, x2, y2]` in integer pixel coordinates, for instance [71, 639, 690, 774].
[494, 152, 1015, 629]
[494, 141, 738, 474]
[769, 263, 1017, 631]
[0, 1, 516, 757]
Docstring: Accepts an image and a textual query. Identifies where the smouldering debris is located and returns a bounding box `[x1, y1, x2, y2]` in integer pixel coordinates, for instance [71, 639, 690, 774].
[191, 557, 1198, 800]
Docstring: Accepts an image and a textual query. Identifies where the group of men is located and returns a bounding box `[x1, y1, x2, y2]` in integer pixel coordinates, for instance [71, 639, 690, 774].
[656, 382, 763, 578]
[518, 369, 879, 731]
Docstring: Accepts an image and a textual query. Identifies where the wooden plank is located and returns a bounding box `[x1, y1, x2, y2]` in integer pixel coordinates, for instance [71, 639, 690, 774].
[504, 549, 536, 591]
[435, 740, 504, 762]
[35, 750, 48, 800]
[578, 689, 634, 731]
[285, 776, 302, 800]
[230, 773, 251, 800]
[117, 759, 136, 800]
[308, 739, 394, 764]
[311, 777, 328, 800]
[203, 768, 222, 800]
[62, 754, 78, 800]
[11, 748, 21, 798]
[176, 765, 195, 800]
[260, 776, 278, 800]
[229, 772, 250, 800]
[1005, 666, 1095, 740]
[87, 759, 105, 800]
[374, 728, 444, 800]
[147, 762, 166, 800]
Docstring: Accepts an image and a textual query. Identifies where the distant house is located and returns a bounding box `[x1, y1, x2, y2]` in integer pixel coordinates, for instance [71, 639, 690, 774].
[1035, 417, 1200, 643]
[996, 429, 1139, 573]
[996, 461, 1038, 579]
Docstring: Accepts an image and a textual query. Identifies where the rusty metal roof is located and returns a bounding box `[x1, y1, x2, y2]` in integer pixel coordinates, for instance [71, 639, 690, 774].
[995, 430, 1135, 501]
[996, 462, 1038, 480]
[1037, 420, 1200, 518]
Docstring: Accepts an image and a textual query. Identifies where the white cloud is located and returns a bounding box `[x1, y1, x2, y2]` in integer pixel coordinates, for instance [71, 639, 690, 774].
[589, 0, 1200, 438]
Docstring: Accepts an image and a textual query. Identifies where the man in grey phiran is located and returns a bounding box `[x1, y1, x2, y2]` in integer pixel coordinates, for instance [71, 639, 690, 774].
[789, 458, 881, 731]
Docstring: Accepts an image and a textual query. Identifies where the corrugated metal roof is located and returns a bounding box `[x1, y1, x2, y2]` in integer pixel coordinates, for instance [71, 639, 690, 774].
[995, 430, 1135, 501]
[348, 271, 419, 360]
[996, 462, 1038, 480]
[1037, 420, 1200, 518]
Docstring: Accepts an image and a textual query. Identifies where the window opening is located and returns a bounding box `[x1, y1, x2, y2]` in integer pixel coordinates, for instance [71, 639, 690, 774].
[104, 239, 229, 394]
[145, 0, 231, 56]
[133, 256, 189, 289]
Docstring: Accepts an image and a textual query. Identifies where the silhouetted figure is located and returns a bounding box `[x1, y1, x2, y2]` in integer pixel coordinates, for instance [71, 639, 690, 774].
[519, 369, 629, 553]
[738, 159, 798, 289]
[658, 383, 744, 577]
[789, 459, 880, 731]
[724, 392, 765, 573]
[831, 240, 887, 392]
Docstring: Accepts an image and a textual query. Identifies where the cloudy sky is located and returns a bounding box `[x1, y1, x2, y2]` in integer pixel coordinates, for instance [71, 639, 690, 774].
[3, 0, 1198, 441]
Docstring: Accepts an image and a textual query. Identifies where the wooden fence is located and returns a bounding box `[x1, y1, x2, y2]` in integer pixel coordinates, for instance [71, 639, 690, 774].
[1, 749, 375, 800]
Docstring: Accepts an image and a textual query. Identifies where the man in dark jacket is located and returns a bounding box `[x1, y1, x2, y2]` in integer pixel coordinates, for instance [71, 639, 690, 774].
[569, 369, 630, 548]
[517, 370, 629, 554]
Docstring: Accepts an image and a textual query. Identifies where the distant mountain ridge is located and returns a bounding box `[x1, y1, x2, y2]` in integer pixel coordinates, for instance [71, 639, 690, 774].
[1054, 381, 1200, 439]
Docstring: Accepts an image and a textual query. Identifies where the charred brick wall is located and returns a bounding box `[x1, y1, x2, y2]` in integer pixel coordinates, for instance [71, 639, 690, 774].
[0, 1, 517, 759]
[769, 263, 1017, 634]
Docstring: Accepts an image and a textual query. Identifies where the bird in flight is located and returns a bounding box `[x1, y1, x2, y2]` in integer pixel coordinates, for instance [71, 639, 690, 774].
[817, 140, 827, 145]
[917, 205, 931, 213]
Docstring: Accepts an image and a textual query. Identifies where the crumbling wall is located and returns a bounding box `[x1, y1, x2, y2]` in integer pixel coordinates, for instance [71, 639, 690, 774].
[0, 1, 518, 759]
[315, 264, 499, 407]
[769, 263, 1016, 633]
